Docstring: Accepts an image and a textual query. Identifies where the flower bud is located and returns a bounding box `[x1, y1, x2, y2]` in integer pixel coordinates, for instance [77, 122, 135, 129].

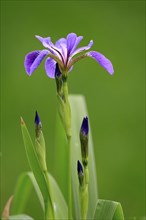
[80, 117, 89, 167]
[35, 111, 47, 171]
[77, 160, 84, 187]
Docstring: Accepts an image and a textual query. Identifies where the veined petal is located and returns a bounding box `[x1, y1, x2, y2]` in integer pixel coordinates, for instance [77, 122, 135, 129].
[55, 38, 67, 62]
[45, 57, 56, 78]
[24, 50, 48, 75]
[67, 33, 77, 55]
[87, 51, 114, 75]
[71, 40, 93, 57]
[35, 35, 52, 51]
[35, 35, 62, 61]
[69, 36, 83, 55]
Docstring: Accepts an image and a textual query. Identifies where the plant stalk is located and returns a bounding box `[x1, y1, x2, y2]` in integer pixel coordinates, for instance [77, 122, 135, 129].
[67, 135, 72, 220]
[44, 170, 54, 220]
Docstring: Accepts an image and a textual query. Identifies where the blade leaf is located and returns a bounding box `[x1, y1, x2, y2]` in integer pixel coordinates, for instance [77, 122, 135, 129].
[11, 171, 67, 219]
[93, 199, 124, 220]
[9, 214, 34, 220]
[20, 118, 52, 203]
[69, 95, 98, 219]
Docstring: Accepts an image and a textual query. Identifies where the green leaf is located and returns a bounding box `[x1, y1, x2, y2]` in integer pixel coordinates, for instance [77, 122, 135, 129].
[48, 172, 68, 219]
[93, 199, 124, 220]
[53, 95, 98, 219]
[11, 172, 44, 214]
[11, 172, 67, 219]
[20, 118, 52, 205]
[9, 214, 33, 220]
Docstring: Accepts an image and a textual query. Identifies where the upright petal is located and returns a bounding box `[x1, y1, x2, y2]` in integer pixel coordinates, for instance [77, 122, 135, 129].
[55, 38, 67, 63]
[67, 33, 83, 56]
[45, 57, 56, 78]
[87, 51, 114, 75]
[67, 33, 77, 54]
[24, 50, 48, 75]
[71, 40, 93, 57]
[69, 36, 83, 55]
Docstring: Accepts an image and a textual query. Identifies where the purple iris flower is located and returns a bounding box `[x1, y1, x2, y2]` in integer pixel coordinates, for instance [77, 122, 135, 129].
[24, 33, 114, 78]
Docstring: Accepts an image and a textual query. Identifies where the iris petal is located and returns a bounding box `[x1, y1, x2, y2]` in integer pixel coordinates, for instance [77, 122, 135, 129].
[67, 33, 77, 55]
[36, 35, 65, 63]
[69, 36, 83, 55]
[71, 40, 93, 57]
[45, 57, 56, 78]
[55, 38, 67, 62]
[35, 35, 55, 54]
[24, 50, 48, 75]
[87, 51, 114, 75]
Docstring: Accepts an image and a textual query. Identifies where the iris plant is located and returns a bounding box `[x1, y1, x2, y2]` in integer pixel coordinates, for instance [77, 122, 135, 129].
[1, 32, 125, 220]
[24, 33, 114, 77]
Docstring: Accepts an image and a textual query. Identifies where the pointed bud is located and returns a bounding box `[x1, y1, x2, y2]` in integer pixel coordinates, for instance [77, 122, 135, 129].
[77, 160, 84, 187]
[35, 111, 42, 138]
[34, 111, 47, 171]
[35, 111, 41, 126]
[80, 117, 89, 167]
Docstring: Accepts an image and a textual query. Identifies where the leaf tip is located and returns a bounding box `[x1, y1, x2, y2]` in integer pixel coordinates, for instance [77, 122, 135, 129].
[20, 117, 25, 125]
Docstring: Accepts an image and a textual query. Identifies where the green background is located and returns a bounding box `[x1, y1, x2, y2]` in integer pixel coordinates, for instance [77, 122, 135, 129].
[1, 0, 145, 219]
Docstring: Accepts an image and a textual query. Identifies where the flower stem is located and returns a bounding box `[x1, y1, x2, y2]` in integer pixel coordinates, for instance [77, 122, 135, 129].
[44, 170, 54, 220]
[67, 135, 72, 220]
[55, 72, 72, 219]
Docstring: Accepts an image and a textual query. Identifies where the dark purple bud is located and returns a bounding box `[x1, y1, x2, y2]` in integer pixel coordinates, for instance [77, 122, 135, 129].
[80, 117, 89, 167]
[81, 117, 89, 136]
[77, 160, 83, 174]
[35, 111, 40, 125]
[77, 160, 84, 186]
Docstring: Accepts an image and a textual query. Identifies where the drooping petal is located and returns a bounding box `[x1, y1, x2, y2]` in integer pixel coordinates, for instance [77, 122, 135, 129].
[87, 51, 114, 75]
[45, 57, 57, 78]
[67, 33, 83, 56]
[24, 50, 48, 75]
[71, 40, 93, 58]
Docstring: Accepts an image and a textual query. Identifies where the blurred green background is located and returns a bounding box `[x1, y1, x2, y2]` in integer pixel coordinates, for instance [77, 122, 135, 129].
[1, 0, 145, 219]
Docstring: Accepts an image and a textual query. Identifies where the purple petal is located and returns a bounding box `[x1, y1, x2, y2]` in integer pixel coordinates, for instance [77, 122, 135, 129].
[24, 50, 48, 75]
[67, 33, 77, 54]
[35, 35, 54, 54]
[45, 57, 57, 78]
[71, 40, 93, 57]
[36, 35, 64, 62]
[67, 33, 83, 56]
[55, 38, 67, 62]
[70, 36, 83, 55]
[87, 51, 114, 75]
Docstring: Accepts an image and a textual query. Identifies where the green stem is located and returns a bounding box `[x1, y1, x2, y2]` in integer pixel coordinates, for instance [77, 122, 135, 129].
[67, 135, 72, 220]
[44, 171, 54, 220]
[79, 184, 88, 220]
[56, 75, 72, 219]
[79, 166, 89, 220]
[62, 78, 72, 219]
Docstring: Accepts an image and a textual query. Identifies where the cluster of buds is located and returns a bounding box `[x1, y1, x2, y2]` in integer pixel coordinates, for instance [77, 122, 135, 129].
[77, 117, 89, 219]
